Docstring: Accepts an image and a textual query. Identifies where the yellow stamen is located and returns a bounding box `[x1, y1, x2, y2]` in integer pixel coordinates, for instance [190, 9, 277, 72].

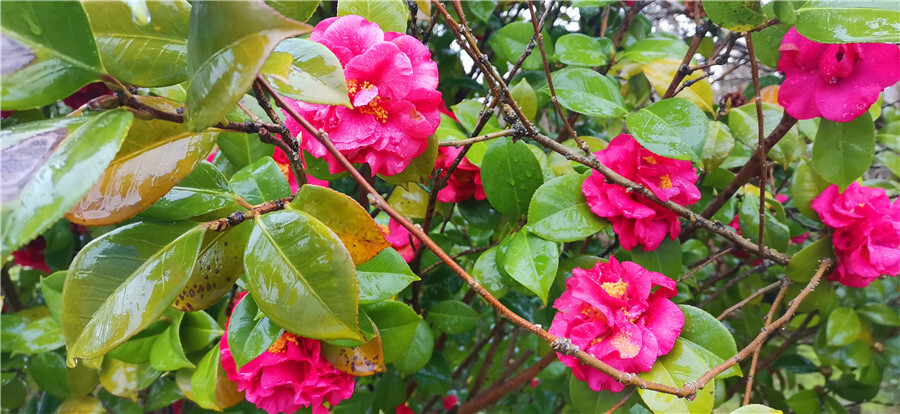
[602, 280, 628, 299]
[268, 332, 301, 354]
[610, 331, 640, 358]
[642, 156, 657, 165]
[347, 79, 389, 124]
[659, 174, 673, 189]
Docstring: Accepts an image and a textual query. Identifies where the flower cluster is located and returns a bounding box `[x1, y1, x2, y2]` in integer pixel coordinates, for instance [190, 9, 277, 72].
[284, 15, 442, 177]
[582, 135, 700, 251]
[220, 293, 355, 414]
[549, 256, 684, 392]
[811, 183, 900, 288]
[778, 28, 900, 123]
[434, 146, 486, 203]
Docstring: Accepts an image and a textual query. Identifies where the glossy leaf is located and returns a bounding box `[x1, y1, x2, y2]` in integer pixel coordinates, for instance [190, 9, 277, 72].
[216, 132, 271, 172]
[502, 231, 559, 304]
[620, 38, 689, 64]
[703, 121, 736, 172]
[472, 246, 511, 299]
[727, 104, 803, 169]
[510, 79, 538, 121]
[66, 96, 218, 225]
[27, 352, 71, 399]
[857, 303, 900, 327]
[56, 397, 106, 414]
[631, 238, 683, 279]
[180, 311, 223, 352]
[291, 184, 390, 265]
[731, 405, 783, 414]
[826, 307, 861, 347]
[322, 326, 386, 377]
[739, 193, 790, 253]
[813, 113, 875, 187]
[547, 68, 627, 118]
[786, 237, 835, 282]
[229, 156, 291, 205]
[184, 2, 312, 131]
[265, 38, 350, 107]
[703, 1, 766, 31]
[528, 174, 607, 242]
[190, 344, 244, 411]
[678, 305, 742, 379]
[364, 301, 421, 363]
[554, 34, 611, 67]
[173, 226, 249, 312]
[481, 138, 544, 218]
[488, 22, 552, 71]
[41, 271, 66, 325]
[569, 375, 638, 414]
[141, 161, 243, 221]
[99, 358, 161, 400]
[790, 160, 831, 220]
[0, 111, 133, 259]
[82, 0, 190, 87]
[642, 59, 714, 113]
[426, 300, 479, 335]
[380, 134, 439, 187]
[63, 221, 205, 363]
[106, 320, 168, 364]
[245, 209, 362, 341]
[638, 339, 714, 413]
[266, 0, 319, 22]
[392, 320, 434, 375]
[751, 23, 791, 69]
[13, 317, 64, 355]
[796, 1, 900, 43]
[149, 311, 194, 371]
[0, 1, 103, 110]
[357, 248, 420, 304]
[337, 0, 409, 33]
[227, 293, 283, 370]
[627, 98, 708, 162]
[386, 185, 429, 219]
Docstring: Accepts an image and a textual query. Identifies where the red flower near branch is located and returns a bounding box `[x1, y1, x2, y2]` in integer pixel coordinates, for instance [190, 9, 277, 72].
[549, 256, 684, 393]
[11, 237, 50, 274]
[220, 293, 355, 414]
[811, 182, 900, 288]
[284, 15, 442, 177]
[273, 147, 329, 193]
[582, 135, 700, 251]
[384, 218, 421, 263]
[434, 146, 486, 204]
[778, 28, 900, 122]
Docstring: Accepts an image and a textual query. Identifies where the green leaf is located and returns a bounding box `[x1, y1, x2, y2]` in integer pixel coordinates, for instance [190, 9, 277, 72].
[703, 121, 736, 172]
[813, 113, 876, 187]
[266, 0, 319, 22]
[392, 320, 435, 375]
[82, 0, 190, 87]
[387, 184, 429, 219]
[703, 1, 766, 31]
[730, 405, 783, 414]
[13, 317, 64, 355]
[229, 156, 291, 205]
[642, 59, 714, 114]
[620, 38, 689, 64]
[638, 339, 714, 413]
[631, 238, 683, 279]
[141, 161, 243, 221]
[146, 377, 185, 411]
[63, 221, 205, 363]
[379, 134, 439, 187]
[245, 209, 362, 341]
[786, 237, 835, 282]
[510, 79, 538, 121]
[291, 184, 391, 265]
[226, 292, 283, 370]
[190, 345, 243, 411]
[547, 68, 627, 118]
[627, 98, 708, 162]
[364, 301, 421, 363]
[67, 96, 219, 226]
[826, 307, 861, 347]
[738, 193, 790, 253]
[337, 0, 409, 33]
[528, 174, 607, 242]
[426, 300, 479, 335]
[796, 1, 900, 43]
[471, 246, 510, 299]
[0, 111, 133, 259]
[265, 38, 350, 107]
[569, 375, 637, 414]
[501, 231, 559, 304]
[173, 225, 249, 312]
[554, 34, 611, 67]
[0, 1, 103, 110]
[488, 22, 552, 71]
[481, 138, 544, 218]
[41, 271, 66, 325]
[678, 305, 742, 379]
[27, 352, 71, 399]
[727, 104, 802, 169]
[357, 248, 420, 304]
[106, 321, 168, 364]
[750, 23, 791, 69]
[452, 99, 502, 136]
[216, 132, 271, 170]
[790, 160, 831, 220]
[184, 2, 311, 131]
[857, 303, 900, 326]
[149, 311, 194, 371]
[179, 311, 222, 352]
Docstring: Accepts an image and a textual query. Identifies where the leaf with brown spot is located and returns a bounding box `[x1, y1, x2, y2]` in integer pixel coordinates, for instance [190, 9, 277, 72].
[66, 95, 218, 226]
[322, 326, 385, 377]
[289, 185, 390, 265]
[173, 225, 250, 312]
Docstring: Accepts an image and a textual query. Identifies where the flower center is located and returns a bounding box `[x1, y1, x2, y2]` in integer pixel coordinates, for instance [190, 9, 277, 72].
[819, 44, 860, 84]
[659, 174, 673, 189]
[268, 332, 301, 354]
[347, 79, 389, 124]
[602, 280, 628, 299]
[610, 330, 640, 358]
[642, 156, 657, 165]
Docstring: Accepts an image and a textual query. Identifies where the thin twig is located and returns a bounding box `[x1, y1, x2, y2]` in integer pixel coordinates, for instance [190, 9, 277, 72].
[459, 352, 557, 414]
[677, 246, 735, 283]
[744, 33, 767, 256]
[438, 129, 517, 146]
[743, 280, 790, 405]
[717, 278, 787, 321]
[700, 263, 770, 308]
[663, 20, 709, 99]
[604, 388, 636, 414]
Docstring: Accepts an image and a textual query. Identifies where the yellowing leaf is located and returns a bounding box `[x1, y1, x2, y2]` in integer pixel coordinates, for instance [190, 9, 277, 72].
[322, 328, 386, 377]
[642, 58, 714, 113]
[760, 85, 780, 106]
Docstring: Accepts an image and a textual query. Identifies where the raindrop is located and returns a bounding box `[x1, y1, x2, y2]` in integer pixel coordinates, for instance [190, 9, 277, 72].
[126, 0, 152, 26]
[22, 14, 42, 35]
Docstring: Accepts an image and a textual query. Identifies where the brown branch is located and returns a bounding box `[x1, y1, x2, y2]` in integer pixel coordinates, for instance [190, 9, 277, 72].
[744, 33, 767, 256]
[605, 388, 636, 414]
[717, 278, 788, 321]
[201, 196, 292, 231]
[420, 244, 496, 274]
[743, 280, 790, 405]
[459, 352, 557, 414]
[700, 263, 770, 308]
[663, 20, 710, 99]
[438, 129, 516, 147]
[613, 2, 648, 49]
[1, 263, 23, 312]
[677, 246, 734, 283]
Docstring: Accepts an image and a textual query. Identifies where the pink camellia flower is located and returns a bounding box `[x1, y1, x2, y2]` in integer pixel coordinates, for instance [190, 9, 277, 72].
[811, 182, 900, 288]
[435, 146, 486, 203]
[384, 218, 420, 263]
[395, 404, 415, 414]
[220, 293, 355, 414]
[283, 15, 441, 177]
[549, 256, 684, 393]
[273, 148, 329, 192]
[778, 28, 900, 122]
[442, 395, 458, 411]
[12, 237, 50, 274]
[582, 134, 700, 251]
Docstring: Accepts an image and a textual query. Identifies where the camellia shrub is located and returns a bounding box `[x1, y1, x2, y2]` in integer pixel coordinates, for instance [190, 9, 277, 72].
[2, 1, 900, 413]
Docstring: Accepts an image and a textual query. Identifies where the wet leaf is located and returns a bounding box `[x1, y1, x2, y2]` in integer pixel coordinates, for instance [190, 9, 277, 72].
[265, 38, 350, 107]
[826, 307, 861, 347]
[41, 271, 66, 325]
[228, 156, 291, 205]
[546, 68, 627, 118]
[266, 0, 319, 22]
[510, 79, 538, 121]
[751, 23, 791, 69]
[190, 344, 243, 411]
[730, 405, 783, 414]
[678, 305, 742, 379]
[357, 248, 420, 304]
[13, 317, 64, 355]
[631, 238, 683, 279]
[426, 300, 479, 335]
[786, 237, 834, 282]
[364, 300, 421, 363]
[245, 209, 362, 341]
[141, 161, 243, 221]
[184, 1, 312, 131]
[727, 104, 803, 169]
[106, 320, 168, 364]
[704, 1, 766, 31]
[149, 311, 194, 371]
[481, 138, 544, 218]
[627, 98, 708, 162]
[63, 221, 205, 363]
[380, 134, 439, 187]
[338, 0, 409, 33]
[55, 396, 106, 414]
[226, 292, 283, 370]
[642, 59, 714, 113]
[292, 182, 390, 265]
[322, 326, 386, 377]
[857, 303, 900, 327]
[387, 184, 429, 219]
[739, 193, 790, 253]
[528, 174, 607, 242]
[796, 1, 900, 43]
[216, 131, 271, 170]
[638, 339, 714, 413]
[0, 1, 103, 110]
[620, 38, 689, 64]
[179, 311, 222, 352]
[790, 160, 830, 220]
[82, 0, 190, 87]
[813, 113, 875, 188]
[27, 352, 71, 399]
[391, 320, 434, 375]
[99, 358, 161, 400]
[502, 230, 559, 304]
[66, 96, 218, 226]
[555, 34, 611, 67]
[0, 110, 133, 259]
[472, 246, 510, 299]
[702, 121, 736, 172]
[173, 225, 248, 312]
